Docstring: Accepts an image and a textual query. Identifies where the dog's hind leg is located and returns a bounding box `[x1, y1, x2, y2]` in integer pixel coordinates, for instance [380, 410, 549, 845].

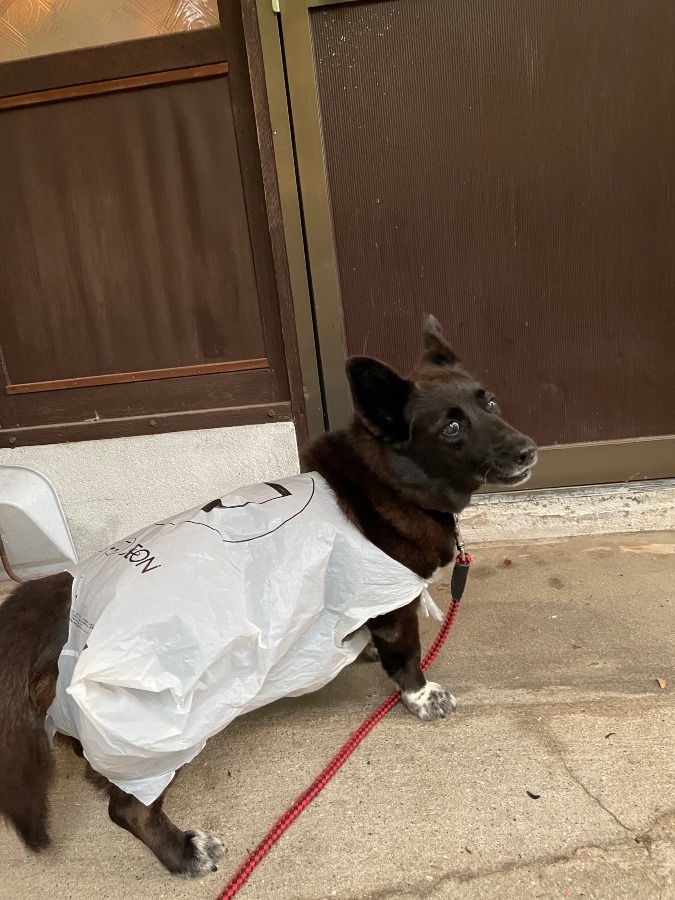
[368, 598, 456, 721]
[86, 766, 224, 877]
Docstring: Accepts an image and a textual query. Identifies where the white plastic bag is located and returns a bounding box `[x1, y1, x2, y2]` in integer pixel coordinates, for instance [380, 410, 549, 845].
[47, 473, 440, 805]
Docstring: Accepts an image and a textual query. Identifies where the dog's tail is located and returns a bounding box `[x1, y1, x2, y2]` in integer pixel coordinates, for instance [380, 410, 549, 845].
[0, 572, 72, 850]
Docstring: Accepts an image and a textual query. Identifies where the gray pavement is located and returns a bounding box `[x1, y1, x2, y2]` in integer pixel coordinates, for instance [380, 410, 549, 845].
[1, 531, 674, 899]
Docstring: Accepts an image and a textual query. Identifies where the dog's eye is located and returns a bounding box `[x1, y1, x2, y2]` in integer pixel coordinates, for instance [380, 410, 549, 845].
[486, 398, 497, 411]
[442, 420, 460, 437]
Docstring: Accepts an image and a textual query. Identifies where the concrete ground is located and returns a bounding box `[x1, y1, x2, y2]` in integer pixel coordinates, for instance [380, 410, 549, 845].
[1, 530, 674, 900]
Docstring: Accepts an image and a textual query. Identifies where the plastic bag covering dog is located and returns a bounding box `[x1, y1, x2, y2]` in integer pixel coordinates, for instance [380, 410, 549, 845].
[47, 474, 442, 805]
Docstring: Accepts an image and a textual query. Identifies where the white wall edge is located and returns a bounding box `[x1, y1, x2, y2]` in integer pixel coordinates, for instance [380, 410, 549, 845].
[0, 422, 300, 574]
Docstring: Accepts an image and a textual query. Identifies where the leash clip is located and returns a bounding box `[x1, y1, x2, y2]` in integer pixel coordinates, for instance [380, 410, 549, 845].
[454, 519, 471, 566]
[450, 516, 471, 600]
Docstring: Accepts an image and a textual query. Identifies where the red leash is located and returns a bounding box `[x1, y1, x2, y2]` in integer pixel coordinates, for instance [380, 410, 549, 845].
[216, 550, 471, 900]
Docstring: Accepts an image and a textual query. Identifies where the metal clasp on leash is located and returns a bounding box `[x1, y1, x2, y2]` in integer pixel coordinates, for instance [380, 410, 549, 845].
[451, 517, 472, 601]
[454, 520, 470, 565]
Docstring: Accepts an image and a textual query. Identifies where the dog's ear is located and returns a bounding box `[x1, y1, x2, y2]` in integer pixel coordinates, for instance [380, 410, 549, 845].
[346, 357, 412, 443]
[420, 314, 459, 368]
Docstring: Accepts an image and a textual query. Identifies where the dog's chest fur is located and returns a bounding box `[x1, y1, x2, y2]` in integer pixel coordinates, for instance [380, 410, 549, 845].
[304, 427, 459, 580]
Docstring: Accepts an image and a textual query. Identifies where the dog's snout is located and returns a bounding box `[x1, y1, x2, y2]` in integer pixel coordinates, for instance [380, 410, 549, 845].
[497, 436, 537, 469]
[517, 441, 537, 467]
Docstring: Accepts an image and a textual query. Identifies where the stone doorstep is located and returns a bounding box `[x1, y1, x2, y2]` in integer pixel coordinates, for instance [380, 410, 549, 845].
[464, 479, 675, 543]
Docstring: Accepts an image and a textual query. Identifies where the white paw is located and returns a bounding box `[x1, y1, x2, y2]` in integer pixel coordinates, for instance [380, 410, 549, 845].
[183, 830, 225, 878]
[361, 641, 380, 662]
[402, 681, 457, 721]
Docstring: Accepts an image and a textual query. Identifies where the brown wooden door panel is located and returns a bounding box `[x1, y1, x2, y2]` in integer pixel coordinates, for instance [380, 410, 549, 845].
[0, 0, 307, 451]
[0, 75, 265, 386]
[307, 0, 675, 447]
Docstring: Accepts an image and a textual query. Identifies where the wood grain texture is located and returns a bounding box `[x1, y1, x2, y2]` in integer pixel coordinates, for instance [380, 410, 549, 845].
[0, 2, 305, 448]
[0, 76, 267, 389]
[0, 47, 294, 445]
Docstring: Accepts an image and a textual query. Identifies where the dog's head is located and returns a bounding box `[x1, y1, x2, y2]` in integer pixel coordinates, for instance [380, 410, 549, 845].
[347, 315, 537, 493]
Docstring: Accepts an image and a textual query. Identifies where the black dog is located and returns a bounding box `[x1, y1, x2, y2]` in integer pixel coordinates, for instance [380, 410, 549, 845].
[0, 316, 536, 876]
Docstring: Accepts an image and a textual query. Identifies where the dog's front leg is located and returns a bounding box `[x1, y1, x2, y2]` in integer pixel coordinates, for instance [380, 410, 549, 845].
[85, 764, 225, 877]
[368, 598, 456, 721]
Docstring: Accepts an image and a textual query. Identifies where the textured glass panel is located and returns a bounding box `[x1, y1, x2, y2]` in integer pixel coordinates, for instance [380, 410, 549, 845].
[0, 0, 219, 63]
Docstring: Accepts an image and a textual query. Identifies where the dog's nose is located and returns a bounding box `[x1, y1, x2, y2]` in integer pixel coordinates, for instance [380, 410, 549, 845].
[517, 442, 537, 467]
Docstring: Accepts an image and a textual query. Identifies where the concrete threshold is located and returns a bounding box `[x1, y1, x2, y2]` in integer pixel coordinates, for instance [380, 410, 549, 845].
[465, 478, 675, 543]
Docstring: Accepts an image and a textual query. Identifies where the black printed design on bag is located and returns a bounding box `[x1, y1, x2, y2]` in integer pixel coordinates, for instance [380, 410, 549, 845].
[202, 481, 292, 512]
[104, 538, 161, 573]
[190, 479, 315, 544]
[100, 480, 311, 577]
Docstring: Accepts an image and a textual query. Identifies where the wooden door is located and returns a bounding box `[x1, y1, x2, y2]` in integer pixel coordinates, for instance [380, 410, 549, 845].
[275, 0, 675, 487]
[0, 0, 306, 447]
